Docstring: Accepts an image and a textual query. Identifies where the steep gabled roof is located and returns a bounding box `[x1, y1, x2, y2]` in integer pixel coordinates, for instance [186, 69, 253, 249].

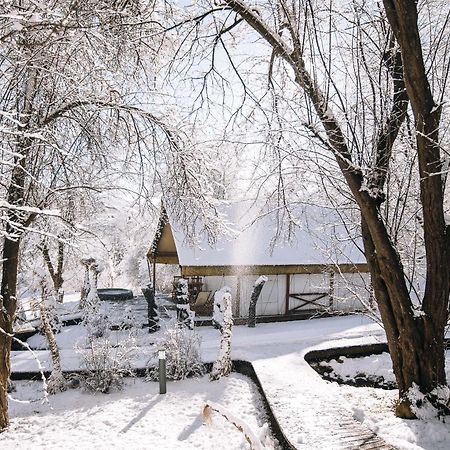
[149, 201, 366, 268]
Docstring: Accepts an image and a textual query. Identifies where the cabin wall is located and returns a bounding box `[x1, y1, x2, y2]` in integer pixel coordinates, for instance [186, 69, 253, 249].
[200, 271, 370, 317]
[333, 272, 371, 312]
[238, 275, 287, 317]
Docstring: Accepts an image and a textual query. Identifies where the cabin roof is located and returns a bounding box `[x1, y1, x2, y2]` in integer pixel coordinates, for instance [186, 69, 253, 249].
[148, 201, 367, 268]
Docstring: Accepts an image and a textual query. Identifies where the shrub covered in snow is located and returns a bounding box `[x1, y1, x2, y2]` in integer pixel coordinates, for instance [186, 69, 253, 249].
[147, 324, 205, 381]
[77, 336, 136, 393]
[83, 311, 110, 339]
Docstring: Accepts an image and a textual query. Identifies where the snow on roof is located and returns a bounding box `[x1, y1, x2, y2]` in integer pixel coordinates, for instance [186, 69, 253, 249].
[167, 201, 366, 267]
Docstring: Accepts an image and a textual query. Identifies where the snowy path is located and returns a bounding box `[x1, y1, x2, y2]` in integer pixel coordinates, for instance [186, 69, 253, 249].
[11, 315, 394, 448]
[211, 316, 391, 449]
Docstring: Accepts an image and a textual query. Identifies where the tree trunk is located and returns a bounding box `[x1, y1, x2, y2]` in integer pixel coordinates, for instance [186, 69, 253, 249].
[0, 148, 27, 430]
[0, 237, 20, 431]
[175, 278, 194, 329]
[39, 289, 67, 394]
[380, 0, 449, 416]
[361, 218, 447, 418]
[79, 258, 95, 310]
[40, 240, 65, 303]
[210, 292, 233, 381]
[0, 332, 11, 431]
[248, 276, 267, 328]
[219, 0, 449, 417]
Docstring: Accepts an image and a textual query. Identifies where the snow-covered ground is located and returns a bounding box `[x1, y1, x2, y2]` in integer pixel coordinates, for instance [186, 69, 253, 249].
[7, 375, 275, 450]
[319, 353, 450, 449]
[6, 294, 450, 449]
[322, 352, 450, 387]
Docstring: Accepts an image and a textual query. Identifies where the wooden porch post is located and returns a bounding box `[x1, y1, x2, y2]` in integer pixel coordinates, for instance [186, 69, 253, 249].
[329, 271, 335, 310]
[235, 276, 241, 318]
[152, 258, 156, 291]
[285, 274, 290, 315]
[146, 257, 151, 281]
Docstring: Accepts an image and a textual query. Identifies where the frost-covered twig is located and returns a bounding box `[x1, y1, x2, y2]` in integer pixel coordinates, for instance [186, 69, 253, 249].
[203, 400, 265, 450]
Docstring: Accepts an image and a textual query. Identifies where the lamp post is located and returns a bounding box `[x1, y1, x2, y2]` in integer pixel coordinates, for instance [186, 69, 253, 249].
[159, 350, 166, 394]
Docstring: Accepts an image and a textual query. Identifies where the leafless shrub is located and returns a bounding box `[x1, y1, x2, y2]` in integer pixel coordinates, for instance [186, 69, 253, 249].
[77, 336, 136, 393]
[147, 324, 205, 381]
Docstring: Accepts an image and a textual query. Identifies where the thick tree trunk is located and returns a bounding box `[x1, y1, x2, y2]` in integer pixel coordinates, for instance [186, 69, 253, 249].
[0, 64, 39, 430]
[0, 238, 20, 431]
[0, 298, 14, 430]
[0, 140, 27, 430]
[219, 0, 449, 417]
[379, 0, 449, 416]
[362, 216, 448, 418]
[0, 331, 11, 431]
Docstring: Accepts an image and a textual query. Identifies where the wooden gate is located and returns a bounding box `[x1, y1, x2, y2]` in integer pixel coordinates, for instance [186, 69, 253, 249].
[285, 273, 334, 314]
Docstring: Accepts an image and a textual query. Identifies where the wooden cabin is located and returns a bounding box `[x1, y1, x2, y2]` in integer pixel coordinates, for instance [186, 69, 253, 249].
[147, 202, 371, 318]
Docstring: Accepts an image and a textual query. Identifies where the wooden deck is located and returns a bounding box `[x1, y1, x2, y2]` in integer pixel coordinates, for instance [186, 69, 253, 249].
[331, 420, 396, 449]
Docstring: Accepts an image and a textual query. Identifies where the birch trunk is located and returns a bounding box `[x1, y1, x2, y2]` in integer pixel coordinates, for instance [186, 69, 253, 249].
[39, 290, 67, 394]
[210, 292, 233, 380]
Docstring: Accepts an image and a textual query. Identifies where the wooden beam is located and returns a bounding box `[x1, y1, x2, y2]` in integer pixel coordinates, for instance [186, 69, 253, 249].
[149, 255, 179, 264]
[181, 263, 368, 277]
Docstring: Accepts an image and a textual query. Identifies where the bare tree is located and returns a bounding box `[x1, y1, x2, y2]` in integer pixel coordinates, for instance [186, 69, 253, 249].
[0, 0, 176, 430]
[173, 0, 450, 417]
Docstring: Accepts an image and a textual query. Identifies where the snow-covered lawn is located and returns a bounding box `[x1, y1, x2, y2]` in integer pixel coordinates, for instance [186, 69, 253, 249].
[6, 375, 275, 450]
[7, 294, 450, 449]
